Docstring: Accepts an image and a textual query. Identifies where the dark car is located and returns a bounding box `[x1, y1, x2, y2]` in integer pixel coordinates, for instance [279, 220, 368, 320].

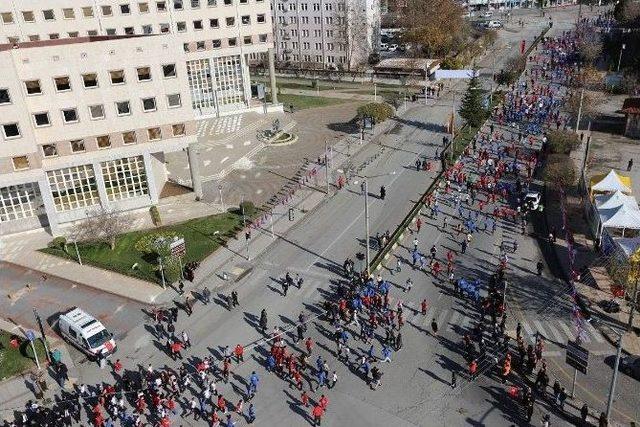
[620, 356, 640, 379]
[600, 299, 621, 314]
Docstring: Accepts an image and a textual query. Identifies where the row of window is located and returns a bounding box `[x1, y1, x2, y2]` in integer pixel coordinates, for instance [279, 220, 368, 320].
[1, 94, 182, 141]
[280, 41, 345, 51]
[0, 0, 263, 25]
[275, 2, 345, 11]
[9, 123, 187, 171]
[183, 34, 267, 52]
[280, 54, 347, 64]
[280, 29, 338, 38]
[0, 65, 177, 105]
[277, 16, 342, 25]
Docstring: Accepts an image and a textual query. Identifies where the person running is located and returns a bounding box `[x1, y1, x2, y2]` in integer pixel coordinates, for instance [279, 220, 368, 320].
[421, 299, 428, 315]
[431, 319, 439, 336]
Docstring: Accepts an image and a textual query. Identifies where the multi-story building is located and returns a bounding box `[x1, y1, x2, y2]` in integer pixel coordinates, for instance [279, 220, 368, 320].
[271, 0, 380, 70]
[0, 1, 277, 236]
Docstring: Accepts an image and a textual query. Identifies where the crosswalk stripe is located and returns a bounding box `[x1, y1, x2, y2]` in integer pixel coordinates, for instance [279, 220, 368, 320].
[547, 321, 565, 343]
[522, 320, 535, 339]
[533, 320, 548, 340]
[557, 320, 575, 339]
[447, 312, 461, 331]
[586, 322, 605, 343]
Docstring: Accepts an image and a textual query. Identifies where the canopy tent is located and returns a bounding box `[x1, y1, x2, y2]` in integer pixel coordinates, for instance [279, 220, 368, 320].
[614, 237, 640, 257]
[598, 204, 640, 230]
[590, 169, 633, 195]
[595, 190, 639, 211]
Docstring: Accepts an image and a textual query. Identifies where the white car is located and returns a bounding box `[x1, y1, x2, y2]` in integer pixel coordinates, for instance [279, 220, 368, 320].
[58, 307, 116, 358]
[485, 20, 503, 29]
[524, 192, 541, 210]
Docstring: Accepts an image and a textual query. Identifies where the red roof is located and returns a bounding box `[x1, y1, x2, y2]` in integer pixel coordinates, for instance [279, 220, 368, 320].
[622, 97, 640, 114]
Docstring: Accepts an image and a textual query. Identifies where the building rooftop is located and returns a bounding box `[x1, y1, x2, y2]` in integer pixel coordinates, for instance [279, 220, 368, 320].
[0, 34, 155, 52]
[374, 57, 440, 71]
[622, 97, 640, 115]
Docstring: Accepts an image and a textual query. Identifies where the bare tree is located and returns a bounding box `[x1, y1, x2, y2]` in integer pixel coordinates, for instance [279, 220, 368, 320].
[565, 89, 603, 123]
[72, 206, 133, 250]
[334, 3, 372, 71]
[576, 31, 603, 66]
[401, 0, 465, 57]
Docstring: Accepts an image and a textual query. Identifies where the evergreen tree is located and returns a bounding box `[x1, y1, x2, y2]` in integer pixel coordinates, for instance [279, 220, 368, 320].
[458, 73, 487, 128]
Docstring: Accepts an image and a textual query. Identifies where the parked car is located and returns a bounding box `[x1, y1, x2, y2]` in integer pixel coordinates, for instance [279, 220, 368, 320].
[483, 11, 493, 18]
[388, 44, 399, 52]
[380, 42, 389, 51]
[524, 192, 541, 210]
[485, 20, 503, 29]
[600, 299, 621, 313]
[58, 307, 116, 358]
[620, 355, 640, 379]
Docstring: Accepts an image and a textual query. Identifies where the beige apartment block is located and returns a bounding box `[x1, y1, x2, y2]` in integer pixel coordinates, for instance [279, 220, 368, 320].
[0, 1, 277, 236]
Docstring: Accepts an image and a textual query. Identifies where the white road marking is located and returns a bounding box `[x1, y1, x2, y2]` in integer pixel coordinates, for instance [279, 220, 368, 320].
[220, 156, 229, 164]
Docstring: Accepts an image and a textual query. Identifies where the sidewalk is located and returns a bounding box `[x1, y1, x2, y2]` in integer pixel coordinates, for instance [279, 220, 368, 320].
[0, 102, 408, 305]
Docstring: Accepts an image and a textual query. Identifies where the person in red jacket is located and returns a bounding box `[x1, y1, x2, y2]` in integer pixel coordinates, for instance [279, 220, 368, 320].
[305, 337, 314, 355]
[319, 394, 329, 410]
[312, 404, 324, 426]
[234, 344, 244, 363]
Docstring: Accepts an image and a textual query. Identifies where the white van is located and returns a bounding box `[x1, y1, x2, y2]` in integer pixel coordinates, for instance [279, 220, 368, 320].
[58, 307, 116, 358]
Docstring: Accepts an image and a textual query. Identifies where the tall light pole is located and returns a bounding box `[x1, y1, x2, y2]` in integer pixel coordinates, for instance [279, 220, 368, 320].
[575, 88, 585, 133]
[374, 83, 377, 102]
[617, 43, 626, 72]
[606, 332, 624, 421]
[362, 180, 370, 277]
[325, 141, 331, 196]
[218, 184, 225, 212]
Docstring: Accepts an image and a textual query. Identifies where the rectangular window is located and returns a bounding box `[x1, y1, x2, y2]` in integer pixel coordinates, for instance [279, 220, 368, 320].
[109, 70, 125, 85]
[43, 10, 55, 20]
[1, 12, 14, 24]
[259, 34, 267, 43]
[24, 80, 41, 95]
[89, 105, 105, 120]
[120, 4, 131, 14]
[106, 28, 117, 35]
[257, 14, 265, 23]
[68, 31, 79, 37]
[196, 41, 205, 50]
[122, 131, 137, 144]
[0, 88, 10, 104]
[47, 165, 99, 211]
[142, 24, 152, 34]
[33, 112, 50, 127]
[172, 123, 186, 136]
[82, 73, 98, 88]
[174, 0, 184, 9]
[226, 17, 234, 26]
[142, 97, 157, 112]
[137, 67, 151, 81]
[28, 34, 40, 41]
[2, 123, 20, 138]
[96, 135, 111, 149]
[162, 64, 177, 78]
[147, 127, 162, 140]
[0, 185, 44, 222]
[240, 0, 248, 4]
[82, 7, 94, 17]
[124, 27, 135, 34]
[241, 15, 250, 25]
[243, 35, 252, 45]
[116, 101, 131, 116]
[191, 0, 201, 7]
[208, 0, 217, 5]
[42, 144, 58, 157]
[193, 20, 203, 30]
[176, 21, 187, 32]
[62, 108, 79, 123]
[101, 156, 148, 201]
[227, 37, 237, 46]
[49, 33, 60, 39]
[22, 11, 35, 22]
[209, 18, 219, 28]
[156, 1, 167, 11]
[70, 139, 85, 152]
[139, 2, 150, 12]
[12, 156, 29, 171]
[88, 30, 98, 36]
[160, 23, 170, 33]
[54, 76, 71, 92]
[212, 39, 221, 48]
[101, 5, 113, 16]
[224, 0, 232, 4]
[167, 93, 182, 108]
[63, 8, 75, 19]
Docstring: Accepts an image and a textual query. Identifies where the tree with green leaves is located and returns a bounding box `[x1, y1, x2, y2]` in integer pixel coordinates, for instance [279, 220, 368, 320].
[458, 73, 487, 128]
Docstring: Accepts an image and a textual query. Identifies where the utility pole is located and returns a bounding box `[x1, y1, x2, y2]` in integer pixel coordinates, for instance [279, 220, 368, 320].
[450, 86, 456, 164]
[325, 141, 331, 195]
[606, 333, 624, 421]
[33, 309, 50, 363]
[617, 43, 626, 72]
[218, 184, 225, 212]
[628, 274, 639, 331]
[575, 88, 584, 133]
[158, 256, 166, 289]
[73, 240, 82, 266]
[362, 180, 370, 278]
[374, 83, 377, 102]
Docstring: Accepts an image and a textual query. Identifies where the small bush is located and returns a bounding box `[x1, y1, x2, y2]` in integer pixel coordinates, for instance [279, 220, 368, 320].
[239, 200, 257, 217]
[149, 205, 162, 227]
[135, 232, 183, 255]
[547, 130, 581, 154]
[47, 236, 67, 250]
[357, 102, 395, 124]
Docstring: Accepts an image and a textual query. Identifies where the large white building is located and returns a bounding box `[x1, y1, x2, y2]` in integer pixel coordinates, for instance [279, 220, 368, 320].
[0, 1, 277, 236]
[271, 0, 380, 70]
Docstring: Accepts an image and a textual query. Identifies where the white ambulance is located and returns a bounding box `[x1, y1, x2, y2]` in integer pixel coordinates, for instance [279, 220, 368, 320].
[58, 307, 116, 358]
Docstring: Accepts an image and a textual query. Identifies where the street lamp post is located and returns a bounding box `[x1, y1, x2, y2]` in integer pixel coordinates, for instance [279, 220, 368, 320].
[617, 43, 626, 72]
[575, 88, 585, 133]
[325, 141, 331, 196]
[218, 184, 225, 212]
[73, 240, 83, 266]
[606, 332, 624, 421]
[362, 180, 370, 278]
[374, 83, 377, 102]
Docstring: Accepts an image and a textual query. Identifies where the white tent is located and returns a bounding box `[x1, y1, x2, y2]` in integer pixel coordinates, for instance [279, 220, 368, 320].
[595, 190, 639, 211]
[599, 204, 640, 229]
[591, 169, 633, 194]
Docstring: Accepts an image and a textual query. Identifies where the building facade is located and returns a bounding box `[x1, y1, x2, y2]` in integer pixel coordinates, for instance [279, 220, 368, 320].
[271, 0, 380, 70]
[0, 1, 276, 236]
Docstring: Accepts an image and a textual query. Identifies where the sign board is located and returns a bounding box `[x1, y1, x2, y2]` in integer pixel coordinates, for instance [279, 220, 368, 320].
[434, 69, 479, 80]
[257, 83, 266, 100]
[566, 340, 589, 374]
[25, 330, 36, 342]
[170, 238, 186, 257]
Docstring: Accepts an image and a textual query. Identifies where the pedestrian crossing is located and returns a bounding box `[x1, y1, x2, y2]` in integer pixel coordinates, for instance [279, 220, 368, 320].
[195, 115, 245, 138]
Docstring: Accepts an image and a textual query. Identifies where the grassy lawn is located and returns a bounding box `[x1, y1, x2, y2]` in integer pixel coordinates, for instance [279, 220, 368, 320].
[41, 211, 247, 285]
[274, 94, 353, 110]
[0, 332, 47, 380]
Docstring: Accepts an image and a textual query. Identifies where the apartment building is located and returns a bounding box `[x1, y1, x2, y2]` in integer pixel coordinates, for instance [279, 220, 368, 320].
[0, 1, 276, 236]
[271, 0, 380, 70]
